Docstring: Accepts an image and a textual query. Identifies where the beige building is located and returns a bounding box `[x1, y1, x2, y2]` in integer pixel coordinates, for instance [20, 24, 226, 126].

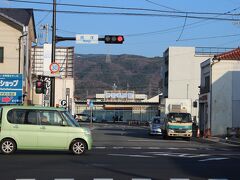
[0, 8, 36, 104]
[31, 46, 75, 114]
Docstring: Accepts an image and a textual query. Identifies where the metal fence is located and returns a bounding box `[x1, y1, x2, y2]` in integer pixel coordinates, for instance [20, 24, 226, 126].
[80, 109, 158, 123]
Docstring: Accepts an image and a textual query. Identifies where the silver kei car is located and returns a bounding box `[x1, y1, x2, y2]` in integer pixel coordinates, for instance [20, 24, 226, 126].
[149, 116, 164, 135]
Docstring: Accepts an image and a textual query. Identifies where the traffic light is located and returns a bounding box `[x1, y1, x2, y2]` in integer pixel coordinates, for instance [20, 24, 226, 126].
[104, 35, 124, 44]
[35, 80, 46, 94]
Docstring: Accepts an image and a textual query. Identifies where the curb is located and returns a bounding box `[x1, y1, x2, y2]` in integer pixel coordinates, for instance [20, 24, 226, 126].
[192, 137, 240, 146]
[224, 138, 240, 146]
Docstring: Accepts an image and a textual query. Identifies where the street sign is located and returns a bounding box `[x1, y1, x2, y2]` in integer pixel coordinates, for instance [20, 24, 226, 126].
[0, 74, 23, 104]
[76, 34, 99, 44]
[60, 100, 67, 106]
[49, 62, 60, 74]
[90, 101, 94, 108]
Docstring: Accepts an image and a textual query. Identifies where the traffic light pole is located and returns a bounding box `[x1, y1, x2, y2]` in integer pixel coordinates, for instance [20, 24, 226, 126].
[50, 0, 56, 107]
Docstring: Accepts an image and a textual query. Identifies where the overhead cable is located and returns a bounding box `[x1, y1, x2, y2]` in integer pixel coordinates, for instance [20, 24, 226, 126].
[5, 0, 240, 17]
[32, 8, 240, 22]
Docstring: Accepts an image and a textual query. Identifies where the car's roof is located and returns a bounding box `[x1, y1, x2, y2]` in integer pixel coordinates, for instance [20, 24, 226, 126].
[0, 105, 65, 111]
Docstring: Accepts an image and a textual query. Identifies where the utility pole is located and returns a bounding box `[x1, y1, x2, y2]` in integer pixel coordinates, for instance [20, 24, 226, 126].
[50, 0, 56, 107]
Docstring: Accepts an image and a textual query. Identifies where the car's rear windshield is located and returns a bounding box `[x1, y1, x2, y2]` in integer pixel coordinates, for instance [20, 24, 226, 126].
[153, 118, 164, 124]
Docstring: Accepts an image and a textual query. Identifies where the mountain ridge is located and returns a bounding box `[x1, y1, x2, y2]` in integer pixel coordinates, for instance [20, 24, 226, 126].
[74, 54, 163, 99]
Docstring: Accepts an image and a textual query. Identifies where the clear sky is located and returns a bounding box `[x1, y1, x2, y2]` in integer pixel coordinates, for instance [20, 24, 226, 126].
[1, 0, 240, 57]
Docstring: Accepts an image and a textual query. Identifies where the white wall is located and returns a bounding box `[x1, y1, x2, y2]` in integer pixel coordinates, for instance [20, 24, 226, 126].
[161, 98, 192, 117]
[211, 60, 240, 135]
[55, 78, 75, 114]
[163, 47, 212, 119]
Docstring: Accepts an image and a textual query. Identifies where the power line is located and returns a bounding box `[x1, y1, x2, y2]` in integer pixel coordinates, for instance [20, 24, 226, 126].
[125, 6, 240, 37]
[176, 13, 188, 41]
[177, 33, 240, 41]
[36, 12, 51, 26]
[5, 0, 240, 17]
[144, 0, 180, 12]
[32, 8, 240, 22]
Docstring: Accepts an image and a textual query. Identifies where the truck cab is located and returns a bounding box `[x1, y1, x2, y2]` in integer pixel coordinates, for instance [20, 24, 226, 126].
[163, 112, 193, 139]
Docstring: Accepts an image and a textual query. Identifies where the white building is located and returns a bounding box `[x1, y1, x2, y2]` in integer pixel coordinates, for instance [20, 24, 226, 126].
[199, 48, 240, 136]
[31, 46, 75, 114]
[162, 47, 215, 121]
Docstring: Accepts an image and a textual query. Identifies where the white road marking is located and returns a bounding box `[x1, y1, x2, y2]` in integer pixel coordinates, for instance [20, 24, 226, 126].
[182, 148, 198, 151]
[148, 147, 160, 149]
[113, 146, 124, 149]
[128, 140, 160, 142]
[199, 157, 229, 162]
[129, 147, 142, 149]
[94, 147, 107, 149]
[108, 153, 153, 158]
[145, 151, 210, 158]
[168, 148, 179, 150]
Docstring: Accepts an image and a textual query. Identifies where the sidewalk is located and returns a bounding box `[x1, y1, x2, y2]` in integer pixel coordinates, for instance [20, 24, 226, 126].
[193, 136, 240, 146]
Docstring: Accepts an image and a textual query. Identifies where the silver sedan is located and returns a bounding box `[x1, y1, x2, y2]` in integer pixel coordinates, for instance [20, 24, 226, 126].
[149, 117, 164, 135]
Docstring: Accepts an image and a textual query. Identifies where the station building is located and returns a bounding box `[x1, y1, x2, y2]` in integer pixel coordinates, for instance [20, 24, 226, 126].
[75, 90, 160, 122]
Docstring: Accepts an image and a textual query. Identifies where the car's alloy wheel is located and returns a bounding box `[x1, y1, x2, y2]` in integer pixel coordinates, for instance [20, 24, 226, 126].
[71, 140, 86, 155]
[1, 139, 16, 155]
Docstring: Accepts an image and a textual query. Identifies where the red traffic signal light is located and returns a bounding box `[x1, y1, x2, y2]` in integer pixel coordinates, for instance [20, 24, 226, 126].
[36, 80, 43, 94]
[104, 35, 124, 44]
[35, 80, 47, 94]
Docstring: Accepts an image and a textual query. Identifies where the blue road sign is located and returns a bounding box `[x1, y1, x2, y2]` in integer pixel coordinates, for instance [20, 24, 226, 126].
[0, 74, 23, 104]
[90, 101, 94, 108]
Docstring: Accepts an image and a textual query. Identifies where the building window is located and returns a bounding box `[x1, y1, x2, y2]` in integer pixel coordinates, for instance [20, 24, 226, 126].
[205, 76, 210, 91]
[0, 47, 3, 63]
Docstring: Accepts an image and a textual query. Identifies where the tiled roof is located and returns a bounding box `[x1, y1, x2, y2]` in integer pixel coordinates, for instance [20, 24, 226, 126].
[0, 8, 33, 26]
[214, 48, 240, 60]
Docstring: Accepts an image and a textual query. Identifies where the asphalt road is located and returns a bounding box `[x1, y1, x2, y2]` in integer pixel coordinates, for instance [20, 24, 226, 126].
[0, 123, 239, 180]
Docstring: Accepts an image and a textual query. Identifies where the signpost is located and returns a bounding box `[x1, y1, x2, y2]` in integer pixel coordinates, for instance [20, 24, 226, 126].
[0, 74, 23, 104]
[76, 34, 99, 44]
[60, 100, 67, 107]
[49, 62, 60, 74]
